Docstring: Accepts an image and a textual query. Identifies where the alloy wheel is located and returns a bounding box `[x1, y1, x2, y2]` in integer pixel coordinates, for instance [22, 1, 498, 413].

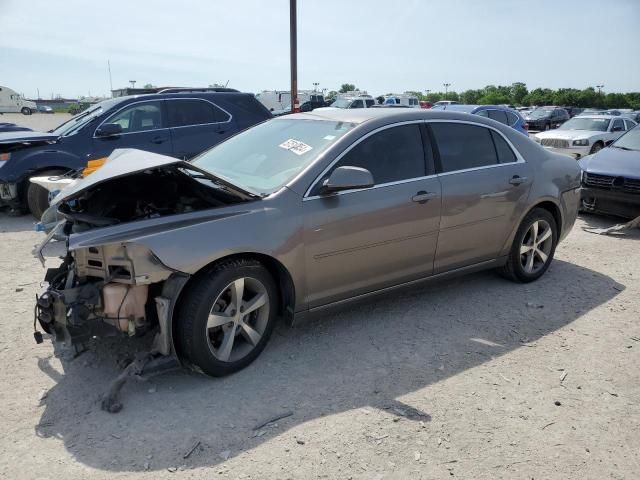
[519, 219, 553, 274]
[206, 277, 270, 362]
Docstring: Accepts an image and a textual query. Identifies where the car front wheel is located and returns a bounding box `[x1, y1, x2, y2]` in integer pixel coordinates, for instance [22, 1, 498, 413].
[21, 107, 32, 115]
[589, 142, 603, 154]
[176, 259, 278, 376]
[499, 208, 557, 283]
[26, 169, 65, 219]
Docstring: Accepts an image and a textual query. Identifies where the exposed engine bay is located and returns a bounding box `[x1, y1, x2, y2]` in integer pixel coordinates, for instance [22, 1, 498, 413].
[34, 157, 250, 355]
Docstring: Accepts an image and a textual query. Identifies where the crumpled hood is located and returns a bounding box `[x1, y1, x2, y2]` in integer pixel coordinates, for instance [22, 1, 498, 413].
[0, 130, 59, 144]
[51, 148, 258, 205]
[579, 147, 640, 179]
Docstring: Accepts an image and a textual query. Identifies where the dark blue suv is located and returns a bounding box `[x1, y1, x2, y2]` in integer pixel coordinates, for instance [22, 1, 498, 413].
[0, 89, 272, 217]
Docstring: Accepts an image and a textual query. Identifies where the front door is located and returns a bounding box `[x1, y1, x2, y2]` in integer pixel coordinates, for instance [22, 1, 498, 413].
[429, 121, 533, 273]
[93, 100, 173, 158]
[303, 123, 442, 308]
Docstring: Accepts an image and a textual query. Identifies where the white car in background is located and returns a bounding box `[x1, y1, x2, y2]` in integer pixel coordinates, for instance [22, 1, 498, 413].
[533, 115, 637, 159]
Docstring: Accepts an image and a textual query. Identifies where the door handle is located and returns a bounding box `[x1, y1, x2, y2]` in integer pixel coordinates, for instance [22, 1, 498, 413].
[151, 136, 167, 144]
[412, 191, 438, 204]
[509, 175, 528, 186]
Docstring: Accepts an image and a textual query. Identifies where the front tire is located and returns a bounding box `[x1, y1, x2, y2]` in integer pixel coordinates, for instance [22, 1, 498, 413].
[589, 142, 603, 154]
[26, 169, 65, 219]
[175, 259, 278, 377]
[499, 208, 558, 283]
[21, 107, 32, 115]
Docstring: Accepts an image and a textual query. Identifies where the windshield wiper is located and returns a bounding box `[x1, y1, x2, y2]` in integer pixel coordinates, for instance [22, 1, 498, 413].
[612, 145, 634, 151]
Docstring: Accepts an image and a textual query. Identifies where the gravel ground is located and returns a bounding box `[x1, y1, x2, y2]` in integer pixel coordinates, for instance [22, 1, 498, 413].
[1, 113, 639, 479]
[1, 112, 71, 132]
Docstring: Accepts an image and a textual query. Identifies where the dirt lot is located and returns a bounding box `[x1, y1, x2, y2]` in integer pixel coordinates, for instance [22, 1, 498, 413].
[1, 112, 71, 132]
[1, 114, 639, 479]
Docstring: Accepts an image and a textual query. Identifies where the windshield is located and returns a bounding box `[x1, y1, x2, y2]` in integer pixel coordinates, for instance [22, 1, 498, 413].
[50, 98, 121, 136]
[528, 109, 552, 119]
[191, 119, 356, 195]
[612, 126, 640, 151]
[558, 117, 610, 132]
[330, 98, 353, 109]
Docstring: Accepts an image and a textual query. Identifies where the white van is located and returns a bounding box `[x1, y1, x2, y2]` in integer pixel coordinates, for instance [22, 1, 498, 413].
[255, 90, 324, 113]
[383, 94, 420, 108]
[0, 86, 37, 115]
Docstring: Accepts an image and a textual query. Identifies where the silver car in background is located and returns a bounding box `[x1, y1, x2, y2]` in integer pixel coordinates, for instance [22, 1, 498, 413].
[35, 109, 581, 377]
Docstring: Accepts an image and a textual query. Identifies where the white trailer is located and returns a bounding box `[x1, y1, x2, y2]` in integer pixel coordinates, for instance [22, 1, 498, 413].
[0, 86, 37, 115]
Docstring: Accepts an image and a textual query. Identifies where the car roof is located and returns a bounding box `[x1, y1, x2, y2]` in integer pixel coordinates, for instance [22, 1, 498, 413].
[574, 114, 618, 120]
[285, 108, 513, 125]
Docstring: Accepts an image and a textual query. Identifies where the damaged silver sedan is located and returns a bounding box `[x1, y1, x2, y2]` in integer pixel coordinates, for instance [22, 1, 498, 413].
[34, 108, 581, 382]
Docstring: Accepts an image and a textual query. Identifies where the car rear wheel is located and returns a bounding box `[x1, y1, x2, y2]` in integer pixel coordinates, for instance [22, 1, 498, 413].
[176, 259, 278, 376]
[26, 169, 65, 219]
[498, 208, 557, 283]
[589, 142, 603, 154]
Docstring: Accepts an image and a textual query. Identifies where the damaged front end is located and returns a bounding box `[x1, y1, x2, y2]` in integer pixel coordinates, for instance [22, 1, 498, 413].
[33, 149, 255, 358]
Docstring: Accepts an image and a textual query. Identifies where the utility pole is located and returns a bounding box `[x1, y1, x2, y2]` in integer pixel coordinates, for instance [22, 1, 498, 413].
[290, 0, 298, 113]
[425, 89, 431, 97]
[443, 83, 451, 99]
[596, 84, 604, 96]
[313, 82, 319, 92]
[108, 60, 113, 96]
[129, 80, 136, 88]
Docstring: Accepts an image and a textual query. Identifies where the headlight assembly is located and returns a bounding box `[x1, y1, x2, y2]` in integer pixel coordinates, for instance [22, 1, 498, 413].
[572, 139, 590, 146]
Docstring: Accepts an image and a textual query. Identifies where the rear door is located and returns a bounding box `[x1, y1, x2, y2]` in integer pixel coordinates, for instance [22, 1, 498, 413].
[429, 121, 533, 273]
[167, 98, 234, 159]
[92, 100, 172, 158]
[303, 122, 441, 308]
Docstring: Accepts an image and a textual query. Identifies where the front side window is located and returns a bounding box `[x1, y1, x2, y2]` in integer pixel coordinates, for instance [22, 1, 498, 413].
[329, 124, 426, 186]
[350, 100, 365, 109]
[430, 123, 498, 173]
[104, 101, 164, 133]
[167, 99, 229, 127]
[488, 110, 509, 125]
[612, 119, 625, 131]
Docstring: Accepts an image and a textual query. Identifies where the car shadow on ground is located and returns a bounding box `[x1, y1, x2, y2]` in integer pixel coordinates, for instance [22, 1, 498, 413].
[34, 259, 621, 472]
[578, 212, 640, 240]
[0, 211, 36, 233]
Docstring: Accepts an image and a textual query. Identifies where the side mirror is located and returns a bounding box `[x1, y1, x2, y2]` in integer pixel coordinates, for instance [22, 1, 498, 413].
[320, 166, 374, 194]
[95, 123, 123, 137]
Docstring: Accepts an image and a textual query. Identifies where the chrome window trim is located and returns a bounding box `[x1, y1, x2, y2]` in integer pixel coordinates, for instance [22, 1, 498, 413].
[303, 120, 427, 199]
[303, 119, 525, 200]
[92, 97, 232, 138]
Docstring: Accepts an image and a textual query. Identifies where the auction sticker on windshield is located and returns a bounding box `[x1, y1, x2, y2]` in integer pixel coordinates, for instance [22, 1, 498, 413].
[279, 139, 313, 156]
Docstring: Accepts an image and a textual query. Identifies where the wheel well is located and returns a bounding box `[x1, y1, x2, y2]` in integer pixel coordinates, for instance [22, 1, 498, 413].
[532, 201, 562, 235]
[18, 166, 69, 198]
[177, 253, 296, 322]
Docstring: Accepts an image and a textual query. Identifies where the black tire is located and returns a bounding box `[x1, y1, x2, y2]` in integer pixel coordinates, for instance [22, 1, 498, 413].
[26, 169, 65, 219]
[175, 258, 278, 377]
[589, 142, 603, 154]
[498, 208, 558, 283]
[21, 107, 32, 115]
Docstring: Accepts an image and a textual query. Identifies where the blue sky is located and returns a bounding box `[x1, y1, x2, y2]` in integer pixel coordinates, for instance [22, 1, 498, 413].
[1, 0, 638, 99]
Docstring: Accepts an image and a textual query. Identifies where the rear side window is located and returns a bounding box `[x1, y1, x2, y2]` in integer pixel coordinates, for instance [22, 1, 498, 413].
[475, 110, 489, 117]
[488, 110, 509, 125]
[624, 119, 636, 130]
[167, 99, 229, 127]
[505, 111, 519, 125]
[491, 131, 517, 163]
[334, 124, 426, 185]
[430, 123, 498, 173]
[365, 99, 375, 107]
[223, 94, 270, 117]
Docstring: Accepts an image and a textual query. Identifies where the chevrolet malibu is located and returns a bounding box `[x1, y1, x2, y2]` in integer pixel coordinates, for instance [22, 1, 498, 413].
[34, 109, 581, 377]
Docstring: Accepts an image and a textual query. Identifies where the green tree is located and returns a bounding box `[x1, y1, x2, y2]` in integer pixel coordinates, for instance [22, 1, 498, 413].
[326, 90, 338, 100]
[460, 89, 482, 104]
[339, 83, 356, 93]
[510, 82, 528, 105]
